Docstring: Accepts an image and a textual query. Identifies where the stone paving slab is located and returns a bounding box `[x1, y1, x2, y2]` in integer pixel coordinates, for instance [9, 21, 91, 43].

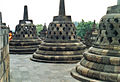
[10, 54, 80, 82]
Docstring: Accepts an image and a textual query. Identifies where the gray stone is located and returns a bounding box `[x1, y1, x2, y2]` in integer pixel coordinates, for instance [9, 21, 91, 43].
[10, 54, 79, 82]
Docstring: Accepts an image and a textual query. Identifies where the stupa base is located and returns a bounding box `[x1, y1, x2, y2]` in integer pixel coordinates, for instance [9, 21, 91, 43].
[10, 48, 37, 54]
[71, 68, 102, 82]
[30, 54, 83, 64]
[9, 39, 41, 54]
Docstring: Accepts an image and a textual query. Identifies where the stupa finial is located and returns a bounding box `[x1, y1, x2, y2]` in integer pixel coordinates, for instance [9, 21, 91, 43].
[0, 12, 2, 25]
[59, 0, 66, 16]
[23, 5, 28, 20]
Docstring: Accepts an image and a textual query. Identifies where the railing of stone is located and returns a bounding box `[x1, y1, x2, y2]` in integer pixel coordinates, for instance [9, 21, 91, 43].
[0, 25, 10, 82]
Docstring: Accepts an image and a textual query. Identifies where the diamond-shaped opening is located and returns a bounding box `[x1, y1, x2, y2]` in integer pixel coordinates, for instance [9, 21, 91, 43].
[114, 18, 119, 23]
[109, 24, 114, 30]
[25, 32, 27, 34]
[51, 36, 53, 39]
[65, 24, 68, 27]
[54, 24, 56, 27]
[21, 32, 23, 34]
[96, 37, 98, 41]
[54, 32, 56, 35]
[113, 30, 118, 36]
[69, 36, 71, 40]
[99, 30, 102, 34]
[103, 24, 106, 29]
[23, 35, 25, 37]
[118, 39, 120, 44]
[73, 36, 76, 39]
[71, 32, 73, 35]
[49, 31, 51, 34]
[56, 36, 59, 39]
[63, 27, 65, 31]
[68, 28, 71, 30]
[75, 31, 76, 35]
[107, 19, 110, 22]
[56, 27, 59, 31]
[105, 31, 108, 35]
[62, 36, 65, 40]
[59, 31, 62, 35]
[107, 37, 113, 43]
[66, 32, 68, 35]
[70, 24, 73, 27]
[60, 24, 62, 27]
[100, 37, 104, 42]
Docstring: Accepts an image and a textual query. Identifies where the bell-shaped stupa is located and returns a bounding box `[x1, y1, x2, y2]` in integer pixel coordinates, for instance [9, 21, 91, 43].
[71, 0, 120, 81]
[10, 5, 41, 54]
[39, 23, 48, 40]
[31, 0, 86, 63]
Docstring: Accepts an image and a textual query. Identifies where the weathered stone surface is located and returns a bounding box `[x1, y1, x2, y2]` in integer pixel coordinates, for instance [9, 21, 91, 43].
[39, 23, 47, 40]
[10, 54, 80, 82]
[9, 5, 41, 54]
[31, 0, 86, 63]
[0, 12, 10, 82]
[71, 1, 120, 81]
[84, 20, 99, 48]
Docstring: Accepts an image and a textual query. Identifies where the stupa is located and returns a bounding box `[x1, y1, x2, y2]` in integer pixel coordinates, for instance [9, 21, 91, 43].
[71, 0, 120, 81]
[84, 20, 98, 47]
[10, 5, 41, 54]
[39, 23, 47, 40]
[31, 0, 86, 63]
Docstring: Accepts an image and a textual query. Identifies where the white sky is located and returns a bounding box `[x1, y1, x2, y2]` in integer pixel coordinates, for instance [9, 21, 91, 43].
[0, 0, 117, 31]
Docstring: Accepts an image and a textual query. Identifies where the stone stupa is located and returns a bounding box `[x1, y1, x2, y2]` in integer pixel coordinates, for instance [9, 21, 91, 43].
[39, 23, 47, 40]
[84, 20, 98, 48]
[10, 5, 41, 54]
[71, 0, 120, 81]
[31, 0, 86, 63]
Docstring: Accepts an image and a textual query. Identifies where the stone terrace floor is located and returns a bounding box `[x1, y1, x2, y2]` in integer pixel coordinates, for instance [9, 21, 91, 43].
[10, 54, 80, 82]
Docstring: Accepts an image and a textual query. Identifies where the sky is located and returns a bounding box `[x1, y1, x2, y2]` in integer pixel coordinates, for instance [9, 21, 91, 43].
[0, 0, 117, 31]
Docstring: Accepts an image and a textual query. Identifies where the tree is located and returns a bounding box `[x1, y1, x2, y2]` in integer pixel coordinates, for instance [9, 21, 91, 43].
[75, 20, 99, 40]
[36, 24, 43, 34]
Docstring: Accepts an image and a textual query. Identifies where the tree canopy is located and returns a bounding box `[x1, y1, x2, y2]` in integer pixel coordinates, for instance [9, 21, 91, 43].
[76, 20, 99, 39]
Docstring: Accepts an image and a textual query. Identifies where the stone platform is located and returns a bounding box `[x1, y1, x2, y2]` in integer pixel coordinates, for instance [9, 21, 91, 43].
[10, 39, 41, 54]
[10, 54, 80, 82]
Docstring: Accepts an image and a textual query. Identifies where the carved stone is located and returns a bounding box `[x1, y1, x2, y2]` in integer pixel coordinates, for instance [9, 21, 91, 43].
[0, 12, 10, 82]
[84, 21, 98, 48]
[30, 0, 86, 63]
[39, 23, 47, 40]
[9, 5, 41, 54]
[71, 2, 120, 81]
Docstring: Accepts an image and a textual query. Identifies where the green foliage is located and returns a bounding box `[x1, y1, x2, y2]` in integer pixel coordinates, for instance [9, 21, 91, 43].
[36, 20, 99, 39]
[36, 24, 43, 34]
[76, 20, 98, 39]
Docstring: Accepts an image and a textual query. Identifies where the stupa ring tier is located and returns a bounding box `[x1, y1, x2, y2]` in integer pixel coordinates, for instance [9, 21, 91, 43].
[9, 5, 41, 54]
[71, 5, 120, 81]
[31, 0, 86, 63]
[10, 39, 41, 54]
[31, 42, 85, 63]
[31, 22, 86, 63]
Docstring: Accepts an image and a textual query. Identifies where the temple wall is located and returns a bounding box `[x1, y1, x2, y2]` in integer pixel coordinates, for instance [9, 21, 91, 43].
[0, 26, 10, 82]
